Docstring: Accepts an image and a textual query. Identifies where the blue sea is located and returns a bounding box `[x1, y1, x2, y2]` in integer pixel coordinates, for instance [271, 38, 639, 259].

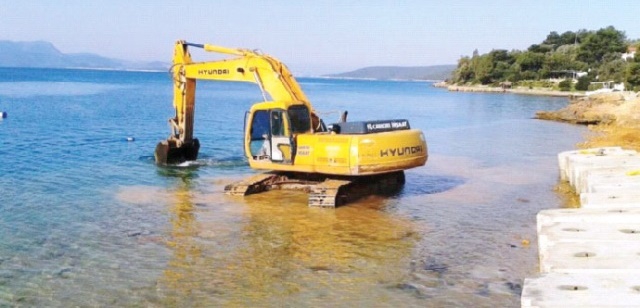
[0, 67, 586, 307]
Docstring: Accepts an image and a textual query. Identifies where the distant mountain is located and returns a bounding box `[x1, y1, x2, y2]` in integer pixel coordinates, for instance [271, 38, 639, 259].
[0, 40, 168, 71]
[327, 65, 456, 81]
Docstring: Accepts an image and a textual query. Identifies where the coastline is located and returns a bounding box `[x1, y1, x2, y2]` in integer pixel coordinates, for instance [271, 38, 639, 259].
[433, 82, 585, 98]
[313, 75, 440, 82]
[535, 91, 640, 151]
[434, 80, 640, 152]
[535, 91, 640, 126]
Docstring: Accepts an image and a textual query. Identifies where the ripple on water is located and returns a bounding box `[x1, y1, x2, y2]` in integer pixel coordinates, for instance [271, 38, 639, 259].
[0, 82, 130, 97]
[0, 71, 587, 307]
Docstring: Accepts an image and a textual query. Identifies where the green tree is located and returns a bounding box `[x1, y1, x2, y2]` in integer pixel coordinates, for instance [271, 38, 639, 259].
[505, 62, 523, 82]
[515, 51, 545, 72]
[453, 56, 474, 84]
[598, 58, 627, 82]
[486, 49, 514, 82]
[559, 31, 581, 45]
[449, 27, 636, 86]
[543, 31, 562, 46]
[474, 54, 494, 84]
[492, 61, 511, 81]
[543, 30, 581, 49]
[575, 76, 591, 91]
[520, 70, 539, 80]
[626, 62, 640, 87]
[488, 49, 512, 62]
[528, 44, 553, 54]
[577, 26, 627, 64]
[544, 52, 574, 72]
[558, 79, 572, 91]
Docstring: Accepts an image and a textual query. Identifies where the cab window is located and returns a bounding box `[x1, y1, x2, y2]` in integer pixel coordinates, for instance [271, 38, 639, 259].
[250, 110, 270, 140]
[287, 105, 311, 133]
[271, 110, 286, 136]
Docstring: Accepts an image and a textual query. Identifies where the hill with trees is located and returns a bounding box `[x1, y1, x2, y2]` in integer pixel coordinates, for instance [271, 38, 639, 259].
[327, 65, 456, 81]
[450, 26, 640, 91]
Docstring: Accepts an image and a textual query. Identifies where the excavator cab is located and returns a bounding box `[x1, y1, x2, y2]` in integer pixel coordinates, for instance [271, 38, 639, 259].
[245, 103, 306, 164]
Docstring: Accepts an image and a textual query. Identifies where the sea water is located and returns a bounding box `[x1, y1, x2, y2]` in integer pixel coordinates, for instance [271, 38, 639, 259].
[0, 67, 586, 307]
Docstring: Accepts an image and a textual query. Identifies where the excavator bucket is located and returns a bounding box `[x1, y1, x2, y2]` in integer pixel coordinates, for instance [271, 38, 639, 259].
[154, 139, 200, 165]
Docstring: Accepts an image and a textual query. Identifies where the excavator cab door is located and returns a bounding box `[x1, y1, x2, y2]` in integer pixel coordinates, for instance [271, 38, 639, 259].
[269, 109, 293, 163]
[246, 108, 293, 164]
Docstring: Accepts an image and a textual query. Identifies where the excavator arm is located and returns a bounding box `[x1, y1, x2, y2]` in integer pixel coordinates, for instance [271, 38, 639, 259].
[155, 40, 319, 164]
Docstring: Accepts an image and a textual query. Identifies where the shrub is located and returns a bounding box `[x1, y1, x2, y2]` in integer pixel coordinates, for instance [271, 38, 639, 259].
[558, 79, 572, 91]
[575, 76, 591, 91]
[588, 83, 604, 91]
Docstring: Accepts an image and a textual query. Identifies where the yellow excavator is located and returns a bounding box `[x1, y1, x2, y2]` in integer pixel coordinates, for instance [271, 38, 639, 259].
[155, 41, 428, 206]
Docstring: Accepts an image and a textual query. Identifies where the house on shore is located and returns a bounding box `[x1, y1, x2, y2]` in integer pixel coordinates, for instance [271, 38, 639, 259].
[622, 46, 637, 61]
[548, 70, 588, 83]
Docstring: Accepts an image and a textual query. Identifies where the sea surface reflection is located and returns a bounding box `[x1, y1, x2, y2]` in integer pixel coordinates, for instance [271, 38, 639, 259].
[0, 68, 587, 307]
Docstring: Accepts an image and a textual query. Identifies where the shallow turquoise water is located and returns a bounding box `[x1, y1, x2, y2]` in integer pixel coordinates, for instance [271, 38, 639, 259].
[0, 68, 586, 306]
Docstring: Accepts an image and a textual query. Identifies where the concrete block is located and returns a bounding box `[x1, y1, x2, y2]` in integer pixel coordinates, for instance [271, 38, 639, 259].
[564, 151, 637, 184]
[538, 149, 640, 306]
[538, 208, 640, 229]
[567, 155, 640, 191]
[558, 147, 637, 180]
[583, 171, 640, 194]
[539, 220, 640, 242]
[589, 182, 640, 194]
[577, 166, 640, 194]
[538, 240, 640, 273]
[522, 272, 640, 307]
[580, 192, 640, 209]
[558, 147, 623, 181]
[537, 209, 640, 274]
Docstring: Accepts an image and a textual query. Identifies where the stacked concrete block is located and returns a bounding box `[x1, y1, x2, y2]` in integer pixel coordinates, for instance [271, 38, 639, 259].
[523, 148, 640, 307]
[578, 166, 640, 194]
[562, 150, 640, 192]
[557, 147, 622, 181]
[536, 208, 640, 274]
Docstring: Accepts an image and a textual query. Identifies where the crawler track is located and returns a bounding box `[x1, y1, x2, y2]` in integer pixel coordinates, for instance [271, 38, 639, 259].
[224, 171, 405, 207]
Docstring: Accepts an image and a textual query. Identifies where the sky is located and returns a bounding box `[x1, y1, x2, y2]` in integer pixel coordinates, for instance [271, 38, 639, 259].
[2, 0, 640, 75]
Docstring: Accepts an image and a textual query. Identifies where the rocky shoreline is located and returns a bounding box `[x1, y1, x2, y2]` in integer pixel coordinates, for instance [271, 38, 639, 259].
[535, 92, 640, 126]
[433, 82, 584, 98]
[434, 81, 640, 150]
[536, 91, 640, 151]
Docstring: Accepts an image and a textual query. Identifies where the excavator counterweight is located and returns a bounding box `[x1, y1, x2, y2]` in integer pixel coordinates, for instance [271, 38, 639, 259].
[155, 40, 428, 206]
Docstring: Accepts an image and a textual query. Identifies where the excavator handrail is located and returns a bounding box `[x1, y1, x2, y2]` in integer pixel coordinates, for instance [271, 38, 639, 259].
[183, 41, 251, 57]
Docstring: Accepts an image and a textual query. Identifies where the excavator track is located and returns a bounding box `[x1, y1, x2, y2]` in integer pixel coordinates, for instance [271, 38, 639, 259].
[224, 171, 405, 207]
[308, 179, 351, 207]
[223, 173, 283, 196]
[308, 171, 405, 207]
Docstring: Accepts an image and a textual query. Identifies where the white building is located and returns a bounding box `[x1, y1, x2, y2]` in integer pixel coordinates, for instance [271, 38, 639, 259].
[622, 46, 637, 61]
